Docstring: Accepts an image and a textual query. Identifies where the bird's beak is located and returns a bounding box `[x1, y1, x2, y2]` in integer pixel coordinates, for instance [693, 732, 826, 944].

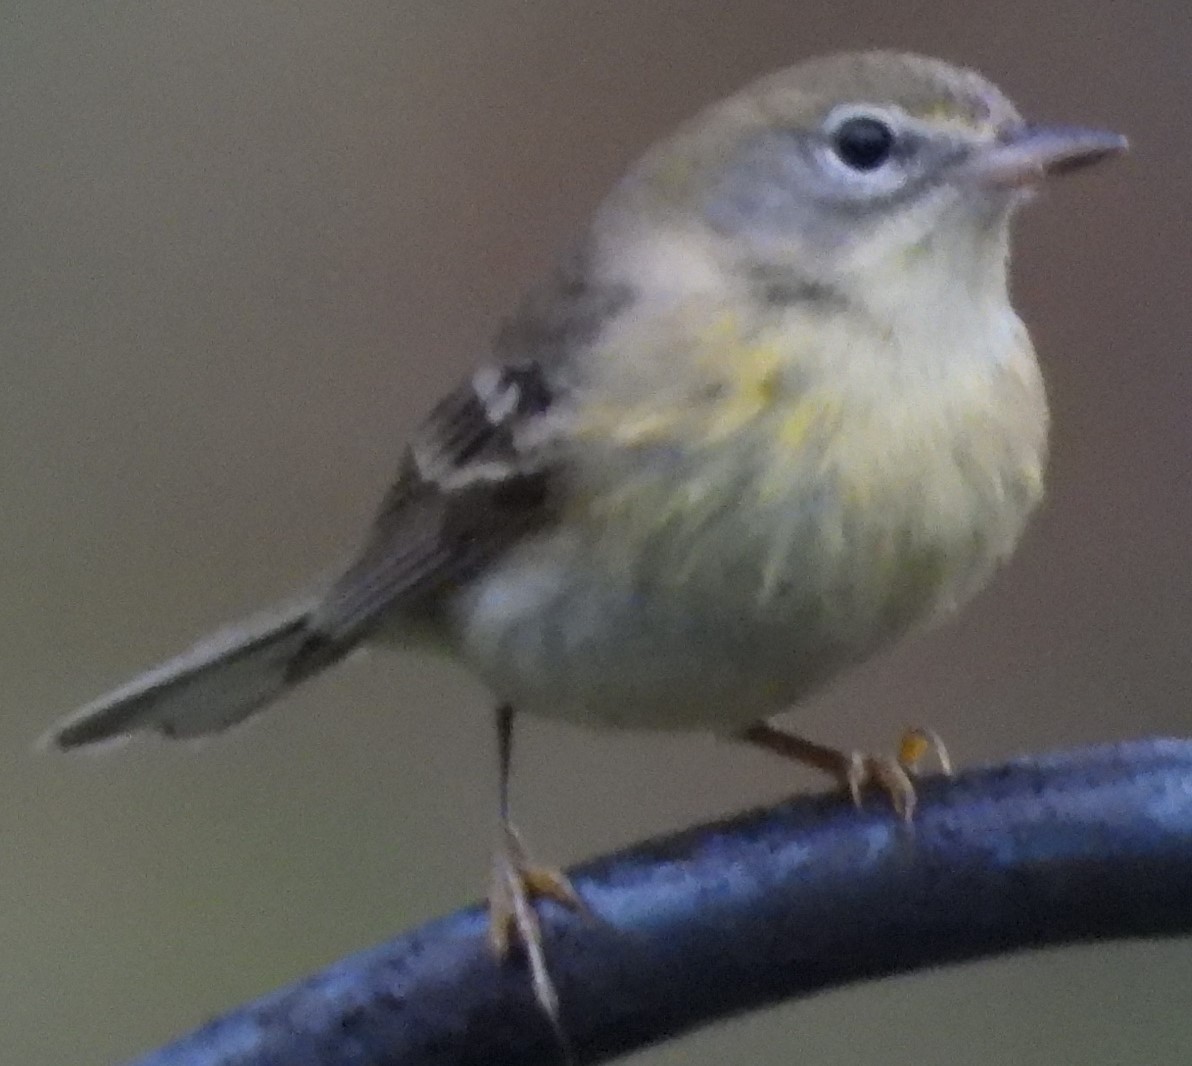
[962, 125, 1128, 188]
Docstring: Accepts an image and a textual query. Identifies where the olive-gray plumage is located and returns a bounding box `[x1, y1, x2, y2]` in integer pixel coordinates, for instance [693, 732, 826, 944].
[46, 51, 1124, 749]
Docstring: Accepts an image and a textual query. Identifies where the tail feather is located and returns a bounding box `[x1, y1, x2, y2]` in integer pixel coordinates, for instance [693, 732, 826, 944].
[45, 597, 320, 750]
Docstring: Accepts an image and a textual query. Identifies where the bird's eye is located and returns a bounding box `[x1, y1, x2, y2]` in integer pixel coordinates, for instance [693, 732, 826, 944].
[830, 115, 896, 172]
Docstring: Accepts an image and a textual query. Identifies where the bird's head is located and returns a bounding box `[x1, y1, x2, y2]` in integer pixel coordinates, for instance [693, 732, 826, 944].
[604, 52, 1126, 316]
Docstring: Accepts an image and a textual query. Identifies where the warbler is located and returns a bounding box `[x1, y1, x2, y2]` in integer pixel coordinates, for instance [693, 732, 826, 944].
[45, 51, 1124, 1019]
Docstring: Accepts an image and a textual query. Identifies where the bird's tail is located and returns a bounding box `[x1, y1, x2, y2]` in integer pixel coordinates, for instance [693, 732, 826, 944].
[44, 597, 327, 750]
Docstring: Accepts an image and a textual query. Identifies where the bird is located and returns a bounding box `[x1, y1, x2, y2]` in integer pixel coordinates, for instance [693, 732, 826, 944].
[44, 50, 1126, 1025]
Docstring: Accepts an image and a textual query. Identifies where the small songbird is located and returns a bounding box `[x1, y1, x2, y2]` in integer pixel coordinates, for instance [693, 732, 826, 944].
[45, 52, 1125, 1020]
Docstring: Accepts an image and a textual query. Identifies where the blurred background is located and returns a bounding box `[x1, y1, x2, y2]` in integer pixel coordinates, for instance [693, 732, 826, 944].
[2, 2, 1189, 1063]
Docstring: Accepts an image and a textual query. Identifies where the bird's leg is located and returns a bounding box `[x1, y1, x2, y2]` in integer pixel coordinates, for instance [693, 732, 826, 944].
[738, 721, 951, 820]
[488, 704, 588, 1035]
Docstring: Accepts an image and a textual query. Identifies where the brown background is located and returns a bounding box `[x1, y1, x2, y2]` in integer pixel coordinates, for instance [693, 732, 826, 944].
[2, 2, 1189, 1064]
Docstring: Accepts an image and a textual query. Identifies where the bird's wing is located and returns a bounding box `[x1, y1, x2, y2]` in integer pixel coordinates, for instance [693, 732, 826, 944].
[302, 250, 631, 656]
[304, 361, 561, 650]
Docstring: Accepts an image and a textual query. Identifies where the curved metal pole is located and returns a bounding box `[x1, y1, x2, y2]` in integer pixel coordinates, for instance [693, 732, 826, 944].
[128, 738, 1192, 1066]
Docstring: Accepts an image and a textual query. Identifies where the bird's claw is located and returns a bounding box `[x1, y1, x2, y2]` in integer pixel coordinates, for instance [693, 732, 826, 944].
[488, 822, 589, 1040]
[845, 726, 952, 821]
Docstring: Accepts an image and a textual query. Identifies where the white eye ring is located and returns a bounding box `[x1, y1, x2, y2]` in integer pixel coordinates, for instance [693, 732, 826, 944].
[817, 106, 909, 193]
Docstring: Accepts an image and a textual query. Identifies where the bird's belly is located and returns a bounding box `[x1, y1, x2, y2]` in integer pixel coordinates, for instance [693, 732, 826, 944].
[448, 555, 810, 729]
[440, 504, 970, 732]
[443, 542, 834, 730]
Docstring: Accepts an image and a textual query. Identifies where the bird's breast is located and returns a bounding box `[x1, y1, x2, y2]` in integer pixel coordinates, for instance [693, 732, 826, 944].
[447, 316, 1048, 730]
[567, 332, 1046, 627]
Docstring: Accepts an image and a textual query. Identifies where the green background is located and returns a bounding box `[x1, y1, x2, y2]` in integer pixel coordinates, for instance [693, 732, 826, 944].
[2, 2, 1189, 1063]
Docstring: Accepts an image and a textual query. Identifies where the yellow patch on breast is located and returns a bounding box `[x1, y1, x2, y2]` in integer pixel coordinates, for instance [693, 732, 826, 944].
[695, 315, 837, 446]
[578, 311, 825, 451]
[705, 358, 782, 440]
[776, 393, 842, 449]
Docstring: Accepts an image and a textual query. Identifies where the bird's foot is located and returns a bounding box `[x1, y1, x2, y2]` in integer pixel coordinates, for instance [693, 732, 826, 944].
[842, 727, 952, 820]
[488, 821, 589, 1031]
[740, 722, 951, 821]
